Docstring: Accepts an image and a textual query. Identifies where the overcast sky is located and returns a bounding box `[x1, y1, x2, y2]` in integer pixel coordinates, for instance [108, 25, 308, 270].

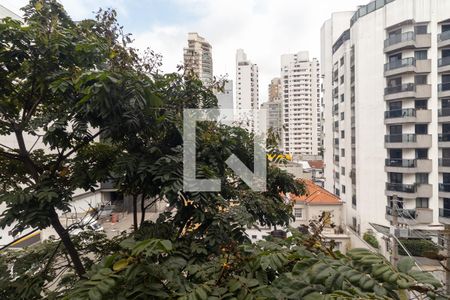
[1, 0, 367, 102]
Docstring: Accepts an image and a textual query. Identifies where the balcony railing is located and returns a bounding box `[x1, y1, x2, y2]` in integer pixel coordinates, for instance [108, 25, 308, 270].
[439, 133, 450, 142]
[384, 58, 415, 71]
[439, 183, 450, 192]
[439, 158, 450, 167]
[439, 56, 450, 67]
[386, 206, 416, 219]
[384, 83, 415, 95]
[439, 208, 450, 218]
[384, 108, 415, 119]
[386, 182, 416, 193]
[439, 107, 450, 117]
[385, 134, 416, 143]
[384, 32, 415, 48]
[385, 158, 416, 168]
[438, 31, 450, 42]
[438, 82, 450, 92]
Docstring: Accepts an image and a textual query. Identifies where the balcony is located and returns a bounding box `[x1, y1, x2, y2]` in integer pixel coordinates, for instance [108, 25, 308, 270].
[384, 84, 431, 101]
[438, 133, 450, 148]
[384, 58, 415, 77]
[386, 206, 433, 225]
[438, 56, 450, 73]
[438, 107, 450, 123]
[384, 108, 431, 124]
[439, 208, 450, 225]
[384, 134, 432, 149]
[385, 182, 432, 198]
[385, 158, 432, 173]
[384, 32, 431, 53]
[439, 183, 450, 198]
[438, 83, 450, 98]
[439, 158, 450, 173]
[438, 31, 450, 48]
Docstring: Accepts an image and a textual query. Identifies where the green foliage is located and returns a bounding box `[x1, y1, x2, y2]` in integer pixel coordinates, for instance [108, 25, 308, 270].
[363, 231, 380, 249]
[398, 239, 439, 257]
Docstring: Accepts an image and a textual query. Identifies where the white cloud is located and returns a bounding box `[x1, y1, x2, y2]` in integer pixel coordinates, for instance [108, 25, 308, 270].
[1, 0, 367, 102]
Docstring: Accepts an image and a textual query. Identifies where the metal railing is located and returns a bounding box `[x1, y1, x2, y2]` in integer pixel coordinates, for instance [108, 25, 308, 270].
[438, 31, 450, 42]
[439, 183, 450, 192]
[386, 206, 416, 219]
[385, 182, 416, 193]
[439, 208, 450, 218]
[384, 57, 415, 71]
[385, 158, 416, 168]
[439, 158, 450, 167]
[384, 108, 415, 119]
[385, 134, 416, 143]
[439, 133, 450, 142]
[384, 83, 415, 95]
[438, 82, 450, 92]
[384, 31, 415, 48]
[438, 56, 450, 67]
[439, 107, 450, 117]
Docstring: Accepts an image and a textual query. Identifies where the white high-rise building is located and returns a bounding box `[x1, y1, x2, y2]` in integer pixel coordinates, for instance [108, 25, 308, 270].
[322, 0, 450, 240]
[281, 52, 321, 157]
[261, 78, 282, 140]
[236, 49, 259, 130]
[183, 32, 213, 83]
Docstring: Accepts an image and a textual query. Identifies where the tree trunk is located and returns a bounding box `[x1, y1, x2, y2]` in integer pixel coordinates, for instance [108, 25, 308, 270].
[132, 194, 138, 231]
[140, 194, 146, 227]
[49, 208, 86, 277]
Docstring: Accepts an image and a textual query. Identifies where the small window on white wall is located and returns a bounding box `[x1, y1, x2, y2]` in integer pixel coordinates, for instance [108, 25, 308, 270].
[294, 208, 303, 218]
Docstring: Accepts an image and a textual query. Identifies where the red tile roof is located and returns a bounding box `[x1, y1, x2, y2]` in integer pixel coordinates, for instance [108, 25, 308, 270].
[308, 160, 324, 169]
[290, 180, 341, 205]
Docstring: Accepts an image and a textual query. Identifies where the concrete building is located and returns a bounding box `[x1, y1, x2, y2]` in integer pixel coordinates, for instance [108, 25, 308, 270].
[183, 32, 213, 83]
[261, 78, 283, 139]
[236, 49, 259, 130]
[0, 4, 21, 20]
[281, 52, 321, 157]
[216, 80, 233, 110]
[321, 0, 450, 243]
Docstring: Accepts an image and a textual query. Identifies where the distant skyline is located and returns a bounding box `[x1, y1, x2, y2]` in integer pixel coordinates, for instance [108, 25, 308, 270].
[1, 0, 367, 101]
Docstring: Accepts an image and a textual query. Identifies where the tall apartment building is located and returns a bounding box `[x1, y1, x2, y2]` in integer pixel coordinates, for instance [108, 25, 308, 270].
[183, 32, 213, 83]
[261, 78, 283, 139]
[321, 0, 450, 239]
[236, 49, 259, 130]
[281, 52, 321, 157]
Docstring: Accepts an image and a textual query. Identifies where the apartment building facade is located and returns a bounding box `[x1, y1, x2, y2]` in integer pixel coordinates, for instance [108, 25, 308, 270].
[236, 49, 259, 130]
[183, 32, 213, 83]
[322, 0, 450, 238]
[281, 52, 321, 157]
[261, 78, 282, 139]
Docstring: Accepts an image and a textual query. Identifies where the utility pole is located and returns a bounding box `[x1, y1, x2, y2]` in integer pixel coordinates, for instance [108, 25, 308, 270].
[391, 195, 399, 267]
[445, 224, 450, 295]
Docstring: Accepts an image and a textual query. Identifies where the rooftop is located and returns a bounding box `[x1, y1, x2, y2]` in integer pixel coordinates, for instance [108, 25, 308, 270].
[290, 180, 341, 205]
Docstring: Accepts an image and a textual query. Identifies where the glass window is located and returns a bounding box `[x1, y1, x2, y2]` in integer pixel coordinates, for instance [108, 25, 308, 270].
[415, 99, 428, 110]
[341, 130, 345, 138]
[389, 172, 403, 183]
[415, 50, 428, 60]
[340, 94, 345, 102]
[341, 148, 345, 157]
[367, 1, 376, 13]
[342, 185, 346, 194]
[416, 148, 428, 159]
[340, 112, 345, 120]
[341, 167, 345, 175]
[340, 57, 344, 66]
[414, 25, 428, 34]
[416, 198, 429, 208]
[294, 208, 303, 218]
[415, 124, 428, 134]
[415, 75, 427, 85]
[416, 173, 429, 184]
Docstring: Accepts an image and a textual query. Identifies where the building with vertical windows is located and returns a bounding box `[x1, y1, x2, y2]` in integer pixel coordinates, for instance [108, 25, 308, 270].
[281, 52, 321, 157]
[235, 49, 259, 130]
[216, 80, 233, 110]
[322, 0, 450, 240]
[261, 78, 282, 139]
[183, 32, 213, 84]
